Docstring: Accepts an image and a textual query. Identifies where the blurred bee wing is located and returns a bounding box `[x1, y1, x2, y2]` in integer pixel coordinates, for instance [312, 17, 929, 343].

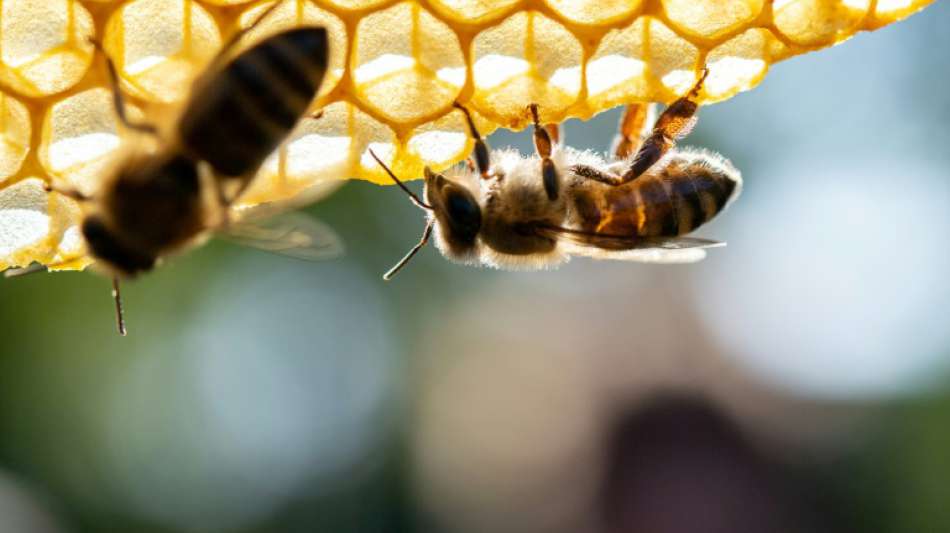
[219, 211, 343, 261]
[223, 178, 346, 260]
[233, 179, 345, 220]
[536, 225, 722, 264]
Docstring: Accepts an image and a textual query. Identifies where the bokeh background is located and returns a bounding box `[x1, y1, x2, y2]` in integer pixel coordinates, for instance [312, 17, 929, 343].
[2, 2, 949, 531]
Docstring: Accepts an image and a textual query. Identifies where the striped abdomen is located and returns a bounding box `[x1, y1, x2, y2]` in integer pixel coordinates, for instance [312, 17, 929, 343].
[179, 27, 328, 177]
[576, 153, 741, 238]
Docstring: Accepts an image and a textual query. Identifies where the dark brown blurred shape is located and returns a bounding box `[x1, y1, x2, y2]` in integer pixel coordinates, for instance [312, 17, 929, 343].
[601, 395, 807, 533]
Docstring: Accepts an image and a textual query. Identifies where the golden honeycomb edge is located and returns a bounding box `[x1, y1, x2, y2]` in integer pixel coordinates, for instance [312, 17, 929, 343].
[0, 0, 937, 271]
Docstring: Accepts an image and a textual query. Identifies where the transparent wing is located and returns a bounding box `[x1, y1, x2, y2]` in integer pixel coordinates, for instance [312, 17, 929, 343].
[219, 211, 343, 261]
[232, 179, 345, 218]
[536, 225, 723, 264]
[604, 247, 710, 264]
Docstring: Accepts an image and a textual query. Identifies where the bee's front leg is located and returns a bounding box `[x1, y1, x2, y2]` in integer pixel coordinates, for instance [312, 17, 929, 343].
[529, 103, 559, 200]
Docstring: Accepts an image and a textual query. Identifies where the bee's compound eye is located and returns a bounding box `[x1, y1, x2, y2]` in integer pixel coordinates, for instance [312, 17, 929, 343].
[443, 185, 481, 242]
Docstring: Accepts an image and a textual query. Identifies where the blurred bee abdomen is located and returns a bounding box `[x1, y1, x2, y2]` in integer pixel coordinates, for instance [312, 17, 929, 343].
[179, 27, 329, 178]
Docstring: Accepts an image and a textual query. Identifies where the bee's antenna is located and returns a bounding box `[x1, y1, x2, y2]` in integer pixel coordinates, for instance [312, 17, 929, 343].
[368, 149, 435, 280]
[112, 277, 127, 336]
[384, 220, 433, 281]
[368, 149, 432, 211]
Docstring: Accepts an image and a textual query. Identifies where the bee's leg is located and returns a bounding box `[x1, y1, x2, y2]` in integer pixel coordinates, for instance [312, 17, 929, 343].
[201, 166, 244, 228]
[112, 277, 128, 336]
[611, 103, 656, 159]
[622, 68, 708, 182]
[88, 38, 159, 136]
[217, 174, 261, 228]
[213, 180, 233, 227]
[43, 182, 91, 202]
[453, 102, 493, 179]
[208, 0, 284, 71]
[529, 103, 559, 200]
[571, 164, 625, 186]
[225, 176, 256, 206]
[544, 123, 562, 147]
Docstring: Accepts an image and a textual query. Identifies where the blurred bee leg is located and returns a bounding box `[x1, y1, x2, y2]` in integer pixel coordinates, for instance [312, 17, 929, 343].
[203, 171, 246, 228]
[210, 0, 285, 69]
[529, 103, 560, 200]
[212, 180, 233, 228]
[88, 38, 158, 136]
[611, 103, 656, 159]
[453, 101, 493, 179]
[623, 68, 708, 182]
[112, 277, 128, 336]
[225, 173, 257, 206]
[43, 182, 91, 202]
[544, 123, 562, 147]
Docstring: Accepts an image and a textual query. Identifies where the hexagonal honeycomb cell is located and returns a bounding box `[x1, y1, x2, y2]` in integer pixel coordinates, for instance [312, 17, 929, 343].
[0, 0, 936, 270]
[0, 0, 95, 97]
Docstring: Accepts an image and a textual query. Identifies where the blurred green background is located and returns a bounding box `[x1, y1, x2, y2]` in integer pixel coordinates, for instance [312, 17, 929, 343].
[2, 3, 950, 532]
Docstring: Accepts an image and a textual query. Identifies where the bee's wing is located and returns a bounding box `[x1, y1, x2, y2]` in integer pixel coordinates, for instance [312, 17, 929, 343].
[233, 178, 345, 217]
[219, 210, 343, 261]
[221, 178, 346, 260]
[536, 225, 723, 264]
[603, 247, 711, 264]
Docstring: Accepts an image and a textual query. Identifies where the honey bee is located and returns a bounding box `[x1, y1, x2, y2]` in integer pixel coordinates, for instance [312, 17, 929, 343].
[41, 2, 339, 335]
[372, 69, 741, 279]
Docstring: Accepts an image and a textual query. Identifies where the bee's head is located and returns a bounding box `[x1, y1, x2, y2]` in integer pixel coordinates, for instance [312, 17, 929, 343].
[423, 167, 482, 262]
[370, 150, 485, 280]
[81, 215, 156, 278]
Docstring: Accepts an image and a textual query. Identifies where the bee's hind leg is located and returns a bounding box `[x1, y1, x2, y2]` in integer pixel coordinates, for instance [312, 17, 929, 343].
[622, 68, 708, 181]
[529, 103, 560, 200]
[611, 102, 656, 159]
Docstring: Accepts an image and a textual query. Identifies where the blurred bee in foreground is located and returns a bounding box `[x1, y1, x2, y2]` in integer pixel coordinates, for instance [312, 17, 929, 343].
[33, 3, 340, 335]
[373, 69, 741, 279]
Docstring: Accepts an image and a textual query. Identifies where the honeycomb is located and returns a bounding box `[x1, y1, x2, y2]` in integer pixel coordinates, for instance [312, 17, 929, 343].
[0, 0, 935, 271]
